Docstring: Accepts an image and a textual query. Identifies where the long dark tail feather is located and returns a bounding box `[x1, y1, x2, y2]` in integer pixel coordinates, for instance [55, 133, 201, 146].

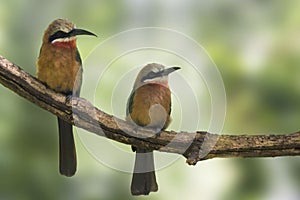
[131, 148, 158, 195]
[57, 117, 76, 177]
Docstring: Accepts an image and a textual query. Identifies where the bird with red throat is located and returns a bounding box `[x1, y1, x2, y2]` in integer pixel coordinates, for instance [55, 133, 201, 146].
[36, 18, 96, 176]
[126, 63, 180, 195]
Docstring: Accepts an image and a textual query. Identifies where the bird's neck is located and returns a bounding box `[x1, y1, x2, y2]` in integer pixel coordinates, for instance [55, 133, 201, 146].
[52, 40, 77, 49]
[134, 77, 169, 90]
[134, 81, 169, 91]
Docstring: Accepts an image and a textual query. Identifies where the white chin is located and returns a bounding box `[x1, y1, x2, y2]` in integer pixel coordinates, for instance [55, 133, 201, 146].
[51, 37, 76, 44]
[143, 77, 168, 84]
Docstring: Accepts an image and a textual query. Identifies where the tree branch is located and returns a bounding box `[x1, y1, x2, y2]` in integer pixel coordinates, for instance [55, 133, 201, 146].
[0, 55, 300, 165]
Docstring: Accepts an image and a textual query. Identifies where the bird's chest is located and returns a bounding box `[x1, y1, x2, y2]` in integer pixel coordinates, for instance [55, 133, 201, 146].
[130, 84, 171, 129]
[37, 47, 82, 94]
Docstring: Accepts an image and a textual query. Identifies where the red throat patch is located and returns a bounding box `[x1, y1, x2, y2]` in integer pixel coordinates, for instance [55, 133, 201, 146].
[52, 40, 76, 49]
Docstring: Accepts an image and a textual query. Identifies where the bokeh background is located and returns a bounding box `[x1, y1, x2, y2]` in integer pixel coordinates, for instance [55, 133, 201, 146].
[1, 0, 300, 200]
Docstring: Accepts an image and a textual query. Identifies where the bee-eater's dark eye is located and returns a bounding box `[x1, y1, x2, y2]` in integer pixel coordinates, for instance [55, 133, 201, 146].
[141, 71, 162, 82]
[48, 31, 69, 43]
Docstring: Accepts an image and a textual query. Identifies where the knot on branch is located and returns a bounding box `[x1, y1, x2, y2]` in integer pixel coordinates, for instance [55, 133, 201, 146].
[184, 132, 219, 165]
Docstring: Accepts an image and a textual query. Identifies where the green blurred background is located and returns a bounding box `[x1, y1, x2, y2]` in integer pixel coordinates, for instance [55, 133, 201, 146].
[1, 0, 300, 200]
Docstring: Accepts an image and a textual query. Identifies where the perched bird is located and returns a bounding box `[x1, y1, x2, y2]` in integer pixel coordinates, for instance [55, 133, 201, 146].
[126, 63, 180, 195]
[36, 19, 96, 176]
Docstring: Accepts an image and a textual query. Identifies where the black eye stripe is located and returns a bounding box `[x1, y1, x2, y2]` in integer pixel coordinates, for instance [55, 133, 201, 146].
[141, 71, 163, 81]
[48, 31, 70, 43]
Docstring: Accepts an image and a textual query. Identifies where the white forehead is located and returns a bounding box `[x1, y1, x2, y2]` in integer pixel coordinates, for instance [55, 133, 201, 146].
[151, 65, 164, 72]
[141, 63, 165, 74]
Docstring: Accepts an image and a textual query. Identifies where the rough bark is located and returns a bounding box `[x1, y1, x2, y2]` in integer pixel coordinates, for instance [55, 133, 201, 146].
[0, 55, 299, 165]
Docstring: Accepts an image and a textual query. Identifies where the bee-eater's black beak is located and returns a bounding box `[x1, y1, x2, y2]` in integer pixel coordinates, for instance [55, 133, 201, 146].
[70, 29, 97, 37]
[141, 66, 180, 82]
[49, 29, 97, 43]
[162, 66, 181, 76]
